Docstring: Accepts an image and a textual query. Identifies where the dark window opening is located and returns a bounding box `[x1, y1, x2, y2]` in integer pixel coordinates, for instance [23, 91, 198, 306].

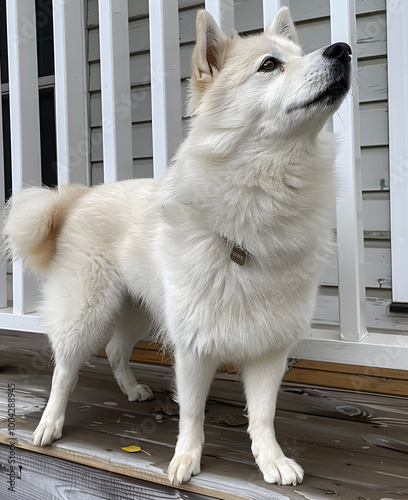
[39, 88, 57, 188]
[2, 95, 11, 199]
[36, 0, 54, 78]
[1, 0, 57, 200]
[0, 0, 8, 84]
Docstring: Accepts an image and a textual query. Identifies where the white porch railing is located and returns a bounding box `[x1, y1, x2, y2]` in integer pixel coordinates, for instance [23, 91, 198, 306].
[0, 0, 407, 369]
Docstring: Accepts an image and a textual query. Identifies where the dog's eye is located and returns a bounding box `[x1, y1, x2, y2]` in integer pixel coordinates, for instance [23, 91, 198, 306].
[259, 57, 279, 72]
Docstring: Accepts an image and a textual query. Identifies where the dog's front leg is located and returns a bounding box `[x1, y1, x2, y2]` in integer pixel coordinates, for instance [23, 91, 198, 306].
[168, 348, 218, 485]
[241, 350, 304, 486]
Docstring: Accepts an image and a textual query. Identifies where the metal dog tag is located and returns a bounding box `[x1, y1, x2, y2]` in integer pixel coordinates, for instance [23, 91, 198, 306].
[231, 246, 247, 266]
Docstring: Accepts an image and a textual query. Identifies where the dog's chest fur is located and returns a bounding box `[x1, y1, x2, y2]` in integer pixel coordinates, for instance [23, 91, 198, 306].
[144, 132, 336, 361]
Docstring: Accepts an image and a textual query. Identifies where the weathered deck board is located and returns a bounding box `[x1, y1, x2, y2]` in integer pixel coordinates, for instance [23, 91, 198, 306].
[1, 331, 408, 499]
[0, 445, 213, 500]
[284, 359, 408, 396]
[293, 360, 408, 380]
[284, 368, 408, 396]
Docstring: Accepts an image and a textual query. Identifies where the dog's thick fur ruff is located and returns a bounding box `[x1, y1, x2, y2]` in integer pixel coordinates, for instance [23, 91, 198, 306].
[3, 8, 350, 486]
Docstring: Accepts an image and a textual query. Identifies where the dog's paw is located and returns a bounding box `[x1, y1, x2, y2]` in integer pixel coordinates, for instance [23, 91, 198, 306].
[33, 419, 63, 447]
[257, 455, 304, 485]
[127, 384, 153, 402]
[168, 452, 201, 485]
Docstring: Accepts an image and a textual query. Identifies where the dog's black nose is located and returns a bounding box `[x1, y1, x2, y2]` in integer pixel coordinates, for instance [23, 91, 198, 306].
[323, 42, 352, 64]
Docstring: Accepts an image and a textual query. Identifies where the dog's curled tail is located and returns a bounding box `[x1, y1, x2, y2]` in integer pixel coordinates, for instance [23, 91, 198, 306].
[3, 184, 88, 274]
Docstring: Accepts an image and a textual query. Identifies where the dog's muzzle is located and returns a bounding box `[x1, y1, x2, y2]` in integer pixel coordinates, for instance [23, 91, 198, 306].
[288, 42, 352, 112]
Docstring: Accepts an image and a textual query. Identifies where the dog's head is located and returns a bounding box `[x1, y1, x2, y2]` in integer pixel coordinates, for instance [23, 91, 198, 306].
[188, 8, 351, 142]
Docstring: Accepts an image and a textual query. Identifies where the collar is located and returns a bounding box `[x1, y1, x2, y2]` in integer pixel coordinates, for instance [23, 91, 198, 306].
[221, 235, 250, 267]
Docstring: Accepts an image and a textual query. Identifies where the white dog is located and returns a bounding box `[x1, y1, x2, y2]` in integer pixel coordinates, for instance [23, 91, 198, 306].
[4, 8, 350, 486]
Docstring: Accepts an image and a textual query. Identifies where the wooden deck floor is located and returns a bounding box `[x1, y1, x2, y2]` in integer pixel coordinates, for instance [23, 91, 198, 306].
[1, 331, 408, 499]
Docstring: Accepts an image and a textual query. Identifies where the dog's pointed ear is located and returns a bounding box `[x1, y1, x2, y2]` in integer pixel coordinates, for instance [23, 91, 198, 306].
[188, 10, 229, 115]
[265, 6, 299, 45]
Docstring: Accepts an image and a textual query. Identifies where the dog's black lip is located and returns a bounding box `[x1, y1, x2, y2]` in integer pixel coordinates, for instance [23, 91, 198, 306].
[288, 77, 350, 112]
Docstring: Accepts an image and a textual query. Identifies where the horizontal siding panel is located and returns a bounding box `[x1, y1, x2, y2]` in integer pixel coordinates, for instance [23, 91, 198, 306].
[89, 18, 150, 62]
[90, 128, 102, 162]
[234, 1, 331, 50]
[91, 81, 190, 128]
[356, 0, 385, 15]
[89, 61, 100, 92]
[87, 0, 99, 28]
[90, 87, 152, 126]
[91, 162, 104, 185]
[363, 199, 390, 232]
[235, 0, 330, 33]
[233, 1, 386, 60]
[88, 0, 150, 27]
[89, 93, 101, 124]
[90, 54, 150, 91]
[356, 13, 386, 58]
[234, 0, 263, 33]
[178, 0, 204, 9]
[87, 0, 386, 39]
[287, 0, 329, 21]
[132, 122, 152, 159]
[179, 8, 202, 43]
[91, 158, 153, 186]
[320, 246, 391, 289]
[314, 292, 408, 332]
[234, 0, 385, 28]
[360, 107, 389, 147]
[156, 43, 194, 80]
[89, 6, 203, 62]
[358, 60, 387, 103]
[297, 20, 331, 53]
[132, 157, 154, 178]
[128, 1, 149, 18]
[313, 293, 339, 326]
[89, 45, 193, 92]
[365, 246, 391, 289]
[88, 0, 204, 27]
[88, 9, 387, 92]
[91, 121, 189, 162]
[366, 296, 408, 332]
[361, 146, 389, 191]
[89, 4, 204, 59]
[320, 251, 338, 286]
[91, 122, 152, 162]
[88, 29, 99, 62]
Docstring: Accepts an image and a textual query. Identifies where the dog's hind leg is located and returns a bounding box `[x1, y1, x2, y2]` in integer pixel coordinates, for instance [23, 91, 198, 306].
[33, 324, 112, 447]
[106, 301, 153, 401]
[241, 349, 304, 486]
[33, 351, 82, 446]
[33, 261, 123, 447]
[168, 348, 219, 485]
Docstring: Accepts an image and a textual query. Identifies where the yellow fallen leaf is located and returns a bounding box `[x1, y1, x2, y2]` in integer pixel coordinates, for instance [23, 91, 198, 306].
[121, 445, 151, 456]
